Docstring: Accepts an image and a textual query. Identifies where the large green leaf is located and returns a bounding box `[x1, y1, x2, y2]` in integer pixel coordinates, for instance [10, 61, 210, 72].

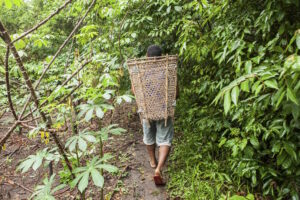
[95, 106, 104, 118]
[78, 137, 87, 152]
[284, 143, 297, 160]
[296, 34, 300, 49]
[241, 80, 250, 92]
[78, 172, 89, 193]
[91, 169, 104, 188]
[245, 61, 252, 74]
[98, 164, 118, 173]
[85, 108, 94, 122]
[264, 79, 278, 90]
[250, 136, 259, 148]
[287, 87, 299, 105]
[231, 86, 239, 105]
[224, 90, 231, 115]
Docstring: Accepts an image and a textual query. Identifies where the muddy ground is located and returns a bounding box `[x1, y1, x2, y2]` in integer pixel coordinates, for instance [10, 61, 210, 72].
[0, 103, 171, 200]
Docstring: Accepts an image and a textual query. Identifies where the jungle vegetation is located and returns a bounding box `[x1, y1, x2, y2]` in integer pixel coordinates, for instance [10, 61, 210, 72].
[0, 0, 299, 199]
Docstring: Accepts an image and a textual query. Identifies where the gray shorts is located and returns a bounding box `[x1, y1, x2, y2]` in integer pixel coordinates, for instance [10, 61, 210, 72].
[142, 118, 174, 146]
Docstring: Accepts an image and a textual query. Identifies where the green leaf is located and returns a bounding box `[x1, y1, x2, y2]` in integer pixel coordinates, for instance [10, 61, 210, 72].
[250, 136, 259, 148]
[287, 87, 299, 105]
[32, 156, 43, 171]
[284, 143, 297, 160]
[282, 157, 292, 169]
[109, 128, 126, 135]
[231, 86, 239, 105]
[251, 174, 257, 185]
[0, 66, 5, 73]
[219, 137, 227, 147]
[232, 145, 239, 157]
[98, 164, 118, 173]
[241, 80, 250, 92]
[18, 158, 35, 173]
[296, 34, 300, 49]
[174, 6, 182, 12]
[245, 61, 252, 74]
[83, 134, 96, 143]
[95, 107, 104, 118]
[166, 6, 171, 13]
[264, 79, 278, 89]
[52, 183, 66, 194]
[70, 174, 82, 188]
[277, 152, 287, 166]
[78, 138, 87, 152]
[246, 193, 255, 200]
[271, 142, 281, 153]
[78, 172, 89, 193]
[240, 138, 248, 150]
[276, 90, 286, 108]
[85, 108, 94, 121]
[229, 195, 247, 200]
[255, 84, 263, 96]
[224, 90, 231, 115]
[68, 139, 77, 152]
[15, 39, 26, 50]
[278, 24, 285, 35]
[91, 169, 104, 188]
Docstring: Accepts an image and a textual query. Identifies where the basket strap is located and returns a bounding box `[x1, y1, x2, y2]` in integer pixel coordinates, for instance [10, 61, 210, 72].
[165, 54, 169, 126]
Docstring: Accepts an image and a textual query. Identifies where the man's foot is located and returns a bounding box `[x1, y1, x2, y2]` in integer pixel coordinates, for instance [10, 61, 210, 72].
[150, 159, 157, 168]
[153, 169, 166, 186]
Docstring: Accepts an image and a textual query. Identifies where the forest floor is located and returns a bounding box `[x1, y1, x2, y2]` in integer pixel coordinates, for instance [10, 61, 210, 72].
[0, 103, 171, 200]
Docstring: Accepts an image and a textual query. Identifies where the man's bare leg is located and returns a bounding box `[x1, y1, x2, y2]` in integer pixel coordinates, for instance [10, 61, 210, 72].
[147, 144, 157, 168]
[155, 145, 170, 176]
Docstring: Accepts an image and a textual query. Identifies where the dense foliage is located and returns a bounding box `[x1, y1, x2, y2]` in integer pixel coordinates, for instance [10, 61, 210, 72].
[0, 0, 299, 199]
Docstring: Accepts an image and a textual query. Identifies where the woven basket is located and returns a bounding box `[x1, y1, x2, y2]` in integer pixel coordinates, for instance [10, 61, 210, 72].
[127, 55, 178, 124]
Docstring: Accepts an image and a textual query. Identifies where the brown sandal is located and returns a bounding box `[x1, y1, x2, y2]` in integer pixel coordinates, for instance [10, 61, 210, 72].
[153, 174, 166, 186]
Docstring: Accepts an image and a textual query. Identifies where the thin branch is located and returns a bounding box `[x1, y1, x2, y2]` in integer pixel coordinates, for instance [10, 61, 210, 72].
[5, 46, 18, 120]
[4, 178, 34, 193]
[35, 0, 97, 89]
[20, 116, 41, 124]
[19, 96, 31, 119]
[11, 0, 73, 44]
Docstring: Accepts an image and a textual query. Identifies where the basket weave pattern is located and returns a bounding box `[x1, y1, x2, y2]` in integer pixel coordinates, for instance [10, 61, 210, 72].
[127, 55, 178, 122]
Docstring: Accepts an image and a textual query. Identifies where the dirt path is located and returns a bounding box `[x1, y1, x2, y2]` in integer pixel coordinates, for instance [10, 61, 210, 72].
[0, 103, 170, 200]
[111, 132, 168, 200]
[106, 103, 169, 200]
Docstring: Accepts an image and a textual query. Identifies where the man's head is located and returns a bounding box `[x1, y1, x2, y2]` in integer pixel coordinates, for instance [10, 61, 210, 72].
[147, 45, 162, 57]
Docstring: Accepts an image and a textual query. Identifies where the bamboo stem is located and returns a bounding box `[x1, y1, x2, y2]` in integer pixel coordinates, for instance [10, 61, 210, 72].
[165, 54, 169, 126]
